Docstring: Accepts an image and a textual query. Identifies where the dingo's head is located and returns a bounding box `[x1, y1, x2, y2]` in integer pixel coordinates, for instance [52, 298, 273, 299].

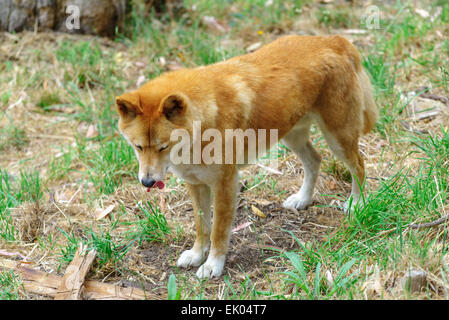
[116, 88, 189, 189]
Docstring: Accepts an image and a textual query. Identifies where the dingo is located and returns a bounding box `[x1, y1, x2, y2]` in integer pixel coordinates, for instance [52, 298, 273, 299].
[116, 35, 377, 278]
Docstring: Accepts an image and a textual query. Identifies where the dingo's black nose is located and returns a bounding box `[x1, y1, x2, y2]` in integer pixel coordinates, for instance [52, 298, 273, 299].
[141, 177, 156, 188]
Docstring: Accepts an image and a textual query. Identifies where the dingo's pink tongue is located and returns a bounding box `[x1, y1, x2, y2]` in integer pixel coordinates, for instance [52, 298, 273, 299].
[146, 180, 165, 191]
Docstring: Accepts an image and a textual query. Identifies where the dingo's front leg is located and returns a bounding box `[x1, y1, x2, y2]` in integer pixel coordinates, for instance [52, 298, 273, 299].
[177, 183, 211, 268]
[196, 167, 238, 279]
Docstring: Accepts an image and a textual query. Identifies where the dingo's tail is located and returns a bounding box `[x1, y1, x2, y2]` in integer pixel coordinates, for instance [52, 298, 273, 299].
[359, 69, 378, 135]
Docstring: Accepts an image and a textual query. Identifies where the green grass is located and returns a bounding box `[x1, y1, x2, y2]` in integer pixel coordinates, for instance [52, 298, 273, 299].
[281, 251, 357, 299]
[0, 170, 43, 241]
[36, 91, 62, 111]
[124, 200, 171, 246]
[268, 128, 449, 299]
[316, 6, 356, 29]
[167, 273, 182, 300]
[322, 158, 352, 183]
[1, 91, 11, 106]
[58, 224, 135, 273]
[0, 117, 28, 151]
[57, 199, 170, 273]
[83, 138, 137, 196]
[56, 40, 110, 89]
[0, 270, 23, 300]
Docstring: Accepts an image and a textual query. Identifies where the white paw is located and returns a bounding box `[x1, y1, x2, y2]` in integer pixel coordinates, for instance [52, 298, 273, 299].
[343, 196, 363, 214]
[177, 249, 207, 268]
[283, 192, 312, 210]
[196, 255, 226, 279]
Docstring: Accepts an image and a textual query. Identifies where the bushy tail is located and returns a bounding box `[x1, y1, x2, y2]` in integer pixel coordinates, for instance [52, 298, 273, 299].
[336, 35, 378, 134]
[358, 69, 378, 134]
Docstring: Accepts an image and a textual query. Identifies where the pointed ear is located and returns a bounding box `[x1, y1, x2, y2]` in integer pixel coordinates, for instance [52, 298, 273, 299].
[160, 93, 188, 124]
[116, 91, 143, 121]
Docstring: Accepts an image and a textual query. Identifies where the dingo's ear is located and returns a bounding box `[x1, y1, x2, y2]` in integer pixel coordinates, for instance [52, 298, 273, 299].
[161, 93, 187, 124]
[116, 91, 142, 121]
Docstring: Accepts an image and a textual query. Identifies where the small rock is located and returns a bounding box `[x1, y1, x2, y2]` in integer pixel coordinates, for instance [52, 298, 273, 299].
[342, 29, 368, 35]
[86, 124, 98, 138]
[415, 9, 430, 19]
[246, 42, 262, 53]
[202, 16, 227, 33]
[167, 61, 183, 71]
[400, 269, 427, 293]
[158, 56, 167, 68]
[136, 75, 146, 88]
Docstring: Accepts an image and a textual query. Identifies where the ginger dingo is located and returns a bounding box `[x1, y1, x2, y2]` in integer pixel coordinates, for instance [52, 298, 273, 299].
[116, 35, 377, 278]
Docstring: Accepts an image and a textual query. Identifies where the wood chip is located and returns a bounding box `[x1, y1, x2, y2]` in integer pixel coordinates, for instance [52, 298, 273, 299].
[54, 243, 97, 300]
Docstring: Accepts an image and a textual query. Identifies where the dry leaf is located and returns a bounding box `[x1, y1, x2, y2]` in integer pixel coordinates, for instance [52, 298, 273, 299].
[95, 204, 115, 220]
[232, 221, 251, 233]
[362, 264, 382, 297]
[254, 199, 271, 206]
[251, 205, 267, 218]
[86, 124, 98, 138]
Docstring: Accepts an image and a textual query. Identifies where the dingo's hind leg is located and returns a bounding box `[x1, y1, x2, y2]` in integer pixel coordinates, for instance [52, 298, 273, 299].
[316, 117, 366, 213]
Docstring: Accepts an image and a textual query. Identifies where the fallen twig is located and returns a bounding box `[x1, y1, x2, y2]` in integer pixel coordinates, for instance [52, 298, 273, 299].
[54, 243, 97, 300]
[408, 215, 449, 229]
[377, 214, 449, 237]
[0, 259, 156, 300]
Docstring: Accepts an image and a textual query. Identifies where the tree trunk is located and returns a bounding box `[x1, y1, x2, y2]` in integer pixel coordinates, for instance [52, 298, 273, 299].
[0, 0, 126, 37]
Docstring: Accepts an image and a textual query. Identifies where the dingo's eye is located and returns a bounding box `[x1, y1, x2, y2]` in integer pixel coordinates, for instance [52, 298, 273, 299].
[135, 145, 143, 151]
[159, 145, 168, 152]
